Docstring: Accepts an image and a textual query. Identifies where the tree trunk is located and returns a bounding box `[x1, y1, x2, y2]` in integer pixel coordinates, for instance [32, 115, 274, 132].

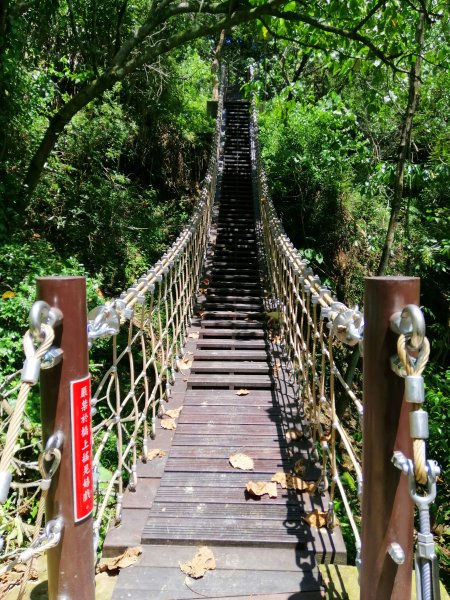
[376, 9, 426, 276]
[21, 73, 118, 201]
[212, 29, 225, 101]
[0, 0, 11, 163]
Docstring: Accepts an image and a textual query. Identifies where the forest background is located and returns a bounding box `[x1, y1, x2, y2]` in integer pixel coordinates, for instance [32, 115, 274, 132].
[0, 0, 448, 587]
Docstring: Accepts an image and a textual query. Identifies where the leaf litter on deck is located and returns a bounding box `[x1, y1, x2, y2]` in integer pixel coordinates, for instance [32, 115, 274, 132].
[160, 417, 176, 430]
[303, 510, 330, 528]
[180, 546, 216, 579]
[166, 407, 183, 419]
[229, 452, 254, 470]
[246, 481, 278, 498]
[235, 389, 249, 396]
[97, 547, 142, 573]
[272, 472, 316, 494]
[146, 449, 166, 460]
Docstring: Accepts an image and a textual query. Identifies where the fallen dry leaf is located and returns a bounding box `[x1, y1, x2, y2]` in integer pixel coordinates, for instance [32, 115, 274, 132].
[303, 510, 329, 529]
[197, 309, 205, 319]
[235, 389, 249, 396]
[320, 433, 332, 443]
[246, 481, 277, 498]
[98, 547, 142, 573]
[202, 278, 210, 286]
[229, 452, 254, 470]
[285, 428, 303, 442]
[180, 546, 216, 579]
[272, 472, 316, 494]
[188, 332, 199, 340]
[178, 354, 193, 373]
[0, 563, 38, 595]
[147, 449, 166, 460]
[160, 417, 177, 430]
[293, 458, 305, 475]
[165, 407, 182, 418]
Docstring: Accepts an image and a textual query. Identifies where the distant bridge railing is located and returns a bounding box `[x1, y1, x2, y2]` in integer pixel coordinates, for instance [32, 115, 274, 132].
[0, 67, 226, 598]
[249, 71, 442, 600]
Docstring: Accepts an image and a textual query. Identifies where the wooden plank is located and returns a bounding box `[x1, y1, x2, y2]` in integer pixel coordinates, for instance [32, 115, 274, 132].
[172, 423, 284, 435]
[197, 338, 266, 351]
[164, 457, 292, 473]
[181, 400, 278, 409]
[136, 544, 317, 571]
[187, 375, 273, 389]
[176, 414, 288, 426]
[168, 446, 290, 460]
[111, 566, 324, 599]
[164, 459, 322, 480]
[193, 350, 267, 361]
[103, 508, 149, 557]
[199, 328, 265, 338]
[201, 320, 263, 329]
[176, 413, 292, 426]
[183, 389, 275, 400]
[171, 421, 284, 434]
[176, 405, 283, 416]
[203, 311, 263, 321]
[142, 520, 312, 545]
[173, 434, 290, 447]
[150, 502, 307, 520]
[122, 478, 161, 509]
[153, 486, 326, 509]
[158, 472, 318, 489]
[204, 295, 262, 303]
[204, 303, 262, 312]
[190, 361, 270, 374]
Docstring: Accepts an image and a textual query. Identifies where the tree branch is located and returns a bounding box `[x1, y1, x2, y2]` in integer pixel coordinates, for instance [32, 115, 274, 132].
[21, 0, 286, 199]
[266, 8, 408, 73]
[351, 0, 386, 33]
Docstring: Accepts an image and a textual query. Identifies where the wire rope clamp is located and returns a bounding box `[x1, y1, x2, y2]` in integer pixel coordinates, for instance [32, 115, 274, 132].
[41, 347, 64, 370]
[405, 375, 425, 404]
[21, 356, 41, 384]
[330, 306, 364, 347]
[388, 542, 405, 565]
[410, 410, 429, 440]
[87, 301, 122, 346]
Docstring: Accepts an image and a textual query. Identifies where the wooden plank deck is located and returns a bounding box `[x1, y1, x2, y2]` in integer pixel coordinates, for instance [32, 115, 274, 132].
[107, 98, 345, 600]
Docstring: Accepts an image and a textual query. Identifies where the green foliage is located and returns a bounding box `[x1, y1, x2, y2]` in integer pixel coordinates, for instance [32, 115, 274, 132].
[258, 91, 377, 303]
[18, 46, 213, 295]
[0, 236, 101, 375]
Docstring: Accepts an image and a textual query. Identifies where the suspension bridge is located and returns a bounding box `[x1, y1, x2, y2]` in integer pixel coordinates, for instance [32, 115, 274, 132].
[0, 71, 444, 600]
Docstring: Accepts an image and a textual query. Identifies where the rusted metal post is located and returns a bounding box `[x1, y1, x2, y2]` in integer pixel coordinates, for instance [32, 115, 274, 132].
[361, 276, 419, 600]
[38, 277, 95, 600]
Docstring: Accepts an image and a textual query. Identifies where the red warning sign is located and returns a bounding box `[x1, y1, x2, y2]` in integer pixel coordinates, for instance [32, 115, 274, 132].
[70, 375, 93, 522]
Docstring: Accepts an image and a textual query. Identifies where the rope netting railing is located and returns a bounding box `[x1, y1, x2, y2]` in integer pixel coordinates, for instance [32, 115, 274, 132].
[249, 76, 442, 598]
[88, 67, 225, 547]
[250, 89, 364, 557]
[0, 67, 226, 591]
